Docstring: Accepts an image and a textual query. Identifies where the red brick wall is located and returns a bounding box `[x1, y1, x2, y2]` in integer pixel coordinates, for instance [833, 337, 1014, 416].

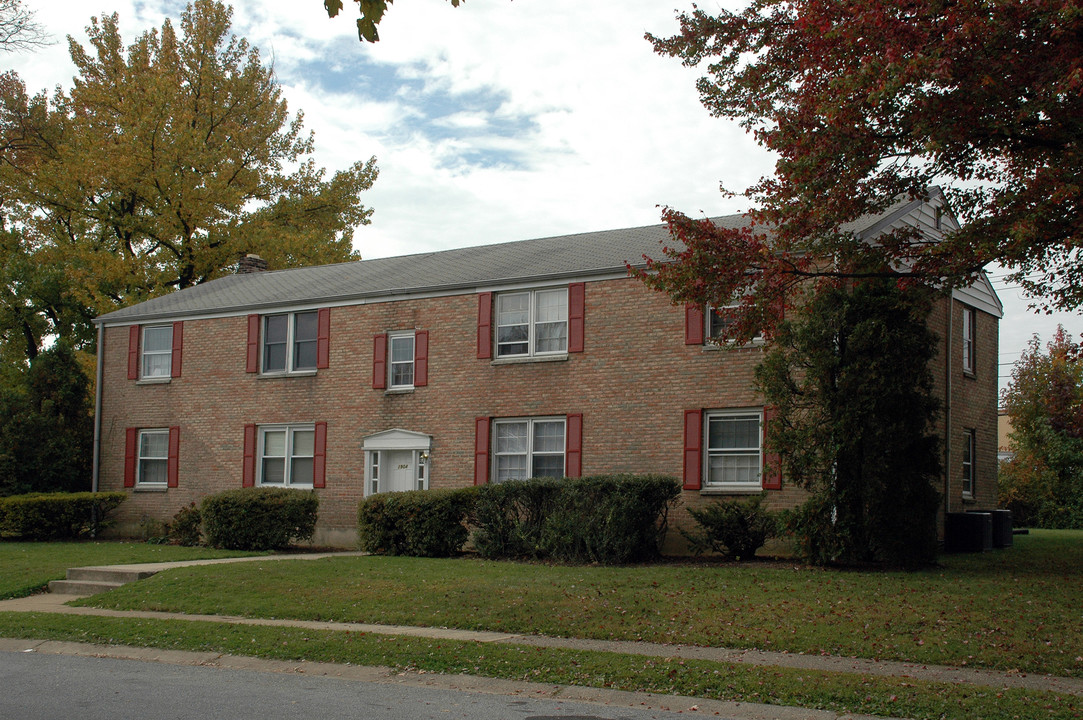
[98, 277, 1000, 547]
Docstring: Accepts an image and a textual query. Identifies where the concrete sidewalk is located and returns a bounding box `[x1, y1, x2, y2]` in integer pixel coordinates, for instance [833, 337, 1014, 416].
[1, 553, 1081, 704]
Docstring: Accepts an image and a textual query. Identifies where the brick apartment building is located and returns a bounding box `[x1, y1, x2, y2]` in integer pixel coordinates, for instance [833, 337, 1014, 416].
[92, 192, 1002, 547]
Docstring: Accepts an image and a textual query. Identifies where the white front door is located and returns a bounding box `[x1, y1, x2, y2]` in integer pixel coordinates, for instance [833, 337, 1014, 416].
[384, 450, 416, 493]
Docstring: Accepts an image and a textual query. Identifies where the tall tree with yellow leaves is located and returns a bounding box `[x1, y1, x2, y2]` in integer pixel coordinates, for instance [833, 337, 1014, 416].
[0, 0, 377, 363]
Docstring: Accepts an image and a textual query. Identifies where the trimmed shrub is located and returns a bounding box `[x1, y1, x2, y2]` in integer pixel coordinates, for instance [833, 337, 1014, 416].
[357, 487, 476, 557]
[168, 502, 203, 546]
[472, 474, 681, 564]
[201, 487, 318, 550]
[0, 491, 126, 540]
[682, 493, 777, 560]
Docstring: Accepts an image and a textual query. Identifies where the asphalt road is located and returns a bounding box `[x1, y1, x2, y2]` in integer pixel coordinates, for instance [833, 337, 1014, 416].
[1, 650, 719, 720]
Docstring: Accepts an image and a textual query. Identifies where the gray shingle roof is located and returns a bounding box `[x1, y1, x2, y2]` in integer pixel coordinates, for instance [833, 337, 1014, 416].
[94, 201, 916, 326]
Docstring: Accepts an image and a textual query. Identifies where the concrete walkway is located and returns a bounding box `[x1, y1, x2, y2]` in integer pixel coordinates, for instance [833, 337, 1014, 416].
[1, 553, 1080, 716]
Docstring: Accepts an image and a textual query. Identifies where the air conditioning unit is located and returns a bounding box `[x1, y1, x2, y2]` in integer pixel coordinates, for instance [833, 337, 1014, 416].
[944, 512, 992, 553]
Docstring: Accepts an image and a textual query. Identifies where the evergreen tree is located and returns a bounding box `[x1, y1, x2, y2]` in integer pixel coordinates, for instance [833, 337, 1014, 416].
[757, 277, 941, 567]
[0, 342, 93, 495]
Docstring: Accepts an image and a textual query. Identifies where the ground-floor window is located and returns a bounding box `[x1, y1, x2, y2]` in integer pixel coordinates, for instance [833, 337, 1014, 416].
[705, 409, 762, 489]
[259, 425, 315, 487]
[493, 417, 566, 483]
[137, 429, 169, 486]
[962, 428, 976, 497]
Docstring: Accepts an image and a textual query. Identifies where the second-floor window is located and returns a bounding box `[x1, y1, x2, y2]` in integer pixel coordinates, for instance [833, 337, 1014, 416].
[141, 326, 173, 378]
[962, 306, 976, 374]
[496, 288, 568, 358]
[264, 311, 318, 373]
[389, 333, 415, 388]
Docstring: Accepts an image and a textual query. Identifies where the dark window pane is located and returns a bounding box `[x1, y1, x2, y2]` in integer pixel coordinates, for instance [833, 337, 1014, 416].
[264, 315, 288, 343]
[294, 339, 317, 369]
[294, 312, 318, 342]
[264, 343, 287, 372]
[532, 455, 564, 478]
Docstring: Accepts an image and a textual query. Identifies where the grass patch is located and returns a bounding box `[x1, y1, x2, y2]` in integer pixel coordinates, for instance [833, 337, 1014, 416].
[75, 530, 1083, 677]
[0, 612, 1077, 720]
[0, 541, 262, 599]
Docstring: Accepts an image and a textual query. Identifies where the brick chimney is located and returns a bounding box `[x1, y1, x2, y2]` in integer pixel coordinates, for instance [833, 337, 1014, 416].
[237, 253, 269, 274]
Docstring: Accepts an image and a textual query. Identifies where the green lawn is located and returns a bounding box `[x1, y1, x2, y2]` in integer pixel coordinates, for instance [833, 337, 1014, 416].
[75, 530, 1083, 677]
[0, 612, 1078, 720]
[0, 541, 262, 600]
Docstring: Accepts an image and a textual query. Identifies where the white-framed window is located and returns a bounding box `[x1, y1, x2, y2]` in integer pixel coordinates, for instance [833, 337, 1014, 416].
[496, 288, 568, 358]
[263, 311, 318, 373]
[493, 417, 565, 482]
[708, 304, 737, 341]
[705, 410, 763, 489]
[388, 332, 415, 388]
[141, 325, 172, 378]
[962, 429, 976, 497]
[258, 425, 315, 487]
[707, 300, 762, 343]
[137, 429, 169, 486]
[961, 306, 976, 374]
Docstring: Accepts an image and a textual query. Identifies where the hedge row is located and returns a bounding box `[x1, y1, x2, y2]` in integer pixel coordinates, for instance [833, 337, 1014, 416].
[356, 474, 681, 564]
[0, 492, 126, 540]
[357, 488, 477, 557]
[201, 487, 319, 550]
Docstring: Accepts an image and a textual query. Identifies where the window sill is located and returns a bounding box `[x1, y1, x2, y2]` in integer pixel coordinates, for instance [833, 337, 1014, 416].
[962, 370, 977, 380]
[136, 377, 171, 385]
[385, 387, 415, 395]
[134, 485, 168, 492]
[961, 493, 977, 504]
[700, 486, 763, 496]
[703, 340, 764, 352]
[257, 370, 318, 379]
[491, 354, 569, 366]
[256, 483, 315, 490]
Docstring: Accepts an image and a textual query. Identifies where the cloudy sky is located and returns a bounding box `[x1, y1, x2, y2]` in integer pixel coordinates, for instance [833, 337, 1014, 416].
[6, 0, 1078, 394]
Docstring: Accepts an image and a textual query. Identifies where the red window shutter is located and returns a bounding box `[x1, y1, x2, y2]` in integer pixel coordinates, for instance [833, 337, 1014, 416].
[167, 426, 180, 488]
[477, 292, 492, 359]
[683, 409, 702, 490]
[316, 308, 331, 369]
[127, 326, 140, 380]
[565, 413, 583, 477]
[245, 315, 260, 373]
[372, 333, 388, 389]
[474, 417, 490, 485]
[761, 406, 783, 490]
[124, 427, 137, 488]
[414, 330, 429, 387]
[242, 424, 256, 487]
[170, 321, 184, 378]
[685, 304, 705, 345]
[568, 282, 585, 353]
[313, 422, 327, 488]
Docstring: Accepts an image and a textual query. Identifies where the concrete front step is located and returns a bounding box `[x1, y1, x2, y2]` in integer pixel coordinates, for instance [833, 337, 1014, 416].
[67, 567, 158, 584]
[47, 579, 126, 596]
[47, 566, 162, 596]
